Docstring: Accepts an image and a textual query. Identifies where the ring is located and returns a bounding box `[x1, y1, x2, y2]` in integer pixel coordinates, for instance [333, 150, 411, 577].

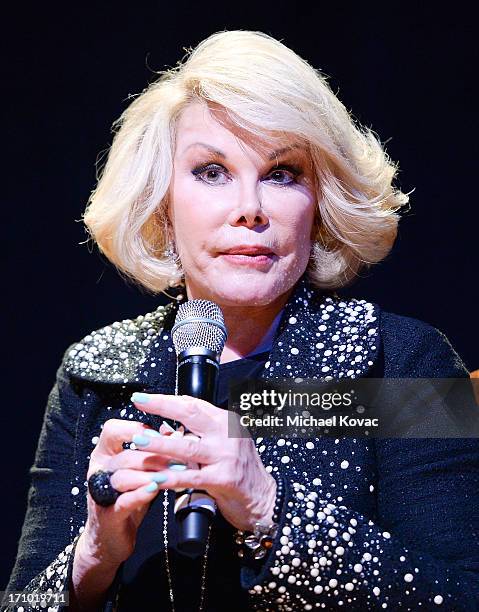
[87, 470, 121, 507]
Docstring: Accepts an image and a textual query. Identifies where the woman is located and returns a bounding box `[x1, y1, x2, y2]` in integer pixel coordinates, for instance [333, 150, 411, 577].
[3, 30, 479, 611]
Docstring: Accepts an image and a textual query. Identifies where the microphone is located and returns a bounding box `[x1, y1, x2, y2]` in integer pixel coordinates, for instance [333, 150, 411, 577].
[171, 299, 227, 556]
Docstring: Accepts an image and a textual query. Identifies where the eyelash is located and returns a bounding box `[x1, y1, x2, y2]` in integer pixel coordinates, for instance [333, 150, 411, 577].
[191, 161, 303, 187]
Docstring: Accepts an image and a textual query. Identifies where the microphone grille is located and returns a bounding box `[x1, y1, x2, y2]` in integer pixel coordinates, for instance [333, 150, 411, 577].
[172, 300, 227, 356]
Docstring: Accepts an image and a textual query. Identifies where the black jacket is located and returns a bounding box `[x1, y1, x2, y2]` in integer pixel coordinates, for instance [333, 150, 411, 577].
[3, 277, 479, 611]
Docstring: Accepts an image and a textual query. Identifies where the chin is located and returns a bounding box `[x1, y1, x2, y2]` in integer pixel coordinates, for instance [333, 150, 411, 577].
[202, 268, 301, 308]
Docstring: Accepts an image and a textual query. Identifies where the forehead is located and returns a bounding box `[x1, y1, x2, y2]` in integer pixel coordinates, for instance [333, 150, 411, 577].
[174, 101, 307, 160]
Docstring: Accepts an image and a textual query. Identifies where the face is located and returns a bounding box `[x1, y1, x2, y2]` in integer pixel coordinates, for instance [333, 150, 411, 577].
[168, 102, 316, 308]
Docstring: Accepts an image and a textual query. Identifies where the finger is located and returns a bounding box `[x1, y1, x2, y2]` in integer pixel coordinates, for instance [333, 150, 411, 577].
[106, 449, 171, 473]
[129, 431, 212, 465]
[131, 393, 220, 436]
[147, 466, 220, 492]
[110, 468, 169, 492]
[111, 481, 162, 517]
[160, 421, 176, 435]
[95, 419, 160, 454]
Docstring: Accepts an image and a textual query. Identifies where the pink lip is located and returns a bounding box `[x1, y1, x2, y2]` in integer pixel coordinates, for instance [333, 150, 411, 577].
[220, 245, 274, 256]
[221, 253, 276, 270]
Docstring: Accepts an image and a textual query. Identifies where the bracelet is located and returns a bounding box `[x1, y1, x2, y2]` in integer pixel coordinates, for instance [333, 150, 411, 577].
[234, 471, 285, 560]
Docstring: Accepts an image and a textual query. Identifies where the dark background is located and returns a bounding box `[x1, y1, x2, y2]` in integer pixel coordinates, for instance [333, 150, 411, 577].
[3, 3, 477, 588]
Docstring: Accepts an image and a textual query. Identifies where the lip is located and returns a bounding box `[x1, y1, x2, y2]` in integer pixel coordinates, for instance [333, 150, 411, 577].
[218, 246, 276, 269]
[220, 245, 274, 256]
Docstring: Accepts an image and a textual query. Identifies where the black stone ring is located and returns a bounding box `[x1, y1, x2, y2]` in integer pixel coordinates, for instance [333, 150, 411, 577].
[88, 470, 121, 507]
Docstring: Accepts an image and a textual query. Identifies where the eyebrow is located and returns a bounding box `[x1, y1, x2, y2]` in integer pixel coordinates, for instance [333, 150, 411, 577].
[182, 141, 302, 161]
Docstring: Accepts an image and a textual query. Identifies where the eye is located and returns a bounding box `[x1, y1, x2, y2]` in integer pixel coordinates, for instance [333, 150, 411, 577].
[267, 166, 301, 186]
[192, 163, 230, 186]
[191, 161, 303, 187]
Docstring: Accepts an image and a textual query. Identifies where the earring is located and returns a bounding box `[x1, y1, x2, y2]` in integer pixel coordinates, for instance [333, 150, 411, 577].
[163, 241, 177, 259]
[162, 285, 185, 302]
[162, 240, 185, 302]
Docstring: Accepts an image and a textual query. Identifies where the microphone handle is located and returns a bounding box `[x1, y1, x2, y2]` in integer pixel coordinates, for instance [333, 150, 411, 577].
[175, 352, 219, 557]
[177, 353, 219, 405]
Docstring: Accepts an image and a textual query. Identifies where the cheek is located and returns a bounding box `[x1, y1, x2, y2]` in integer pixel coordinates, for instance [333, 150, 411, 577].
[170, 193, 225, 268]
[276, 198, 316, 253]
[170, 180, 205, 249]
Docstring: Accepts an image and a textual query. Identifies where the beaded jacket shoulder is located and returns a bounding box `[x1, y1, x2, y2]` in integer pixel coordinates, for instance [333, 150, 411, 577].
[63, 302, 177, 385]
[62, 277, 384, 387]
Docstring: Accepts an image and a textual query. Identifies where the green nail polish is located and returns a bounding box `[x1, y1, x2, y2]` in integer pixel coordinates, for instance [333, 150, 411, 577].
[131, 392, 151, 404]
[168, 460, 187, 472]
[132, 434, 150, 446]
[144, 429, 162, 437]
[151, 473, 168, 483]
[145, 481, 158, 492]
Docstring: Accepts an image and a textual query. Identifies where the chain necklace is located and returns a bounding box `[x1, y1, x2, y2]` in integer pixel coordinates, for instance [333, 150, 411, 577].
[162, 490, 211, 612]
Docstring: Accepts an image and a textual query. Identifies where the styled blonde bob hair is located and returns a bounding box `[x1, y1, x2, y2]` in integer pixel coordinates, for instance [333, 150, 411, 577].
[83, 29, 409, 293]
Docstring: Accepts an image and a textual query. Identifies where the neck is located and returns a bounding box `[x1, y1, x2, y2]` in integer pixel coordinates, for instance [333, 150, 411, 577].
[183, 284, 295, 364]
[219, 299, 286, 364]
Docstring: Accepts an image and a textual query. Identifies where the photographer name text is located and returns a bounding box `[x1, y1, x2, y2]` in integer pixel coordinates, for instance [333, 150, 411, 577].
[239, 414, 379, 428]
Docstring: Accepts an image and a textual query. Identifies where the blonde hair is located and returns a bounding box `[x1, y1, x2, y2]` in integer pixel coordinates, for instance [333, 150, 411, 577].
[83, 29, 410, 293]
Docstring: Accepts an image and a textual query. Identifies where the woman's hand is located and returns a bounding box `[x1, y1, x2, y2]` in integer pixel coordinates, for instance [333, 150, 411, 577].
[70, 396, 276, 609]
[81, 418, 178, 563]
[130, 392, 277, 532]
[71, 417, 174, 609]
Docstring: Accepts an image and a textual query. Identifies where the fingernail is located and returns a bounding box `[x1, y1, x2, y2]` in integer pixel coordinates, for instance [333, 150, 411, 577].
[132, 434, 150, 446]
[151, 472, 168, 483]
[144, 429, 161, 437]
[145, 481, 159, 492]
[131, 392, 151, 404]
[168, 460, 187, 471]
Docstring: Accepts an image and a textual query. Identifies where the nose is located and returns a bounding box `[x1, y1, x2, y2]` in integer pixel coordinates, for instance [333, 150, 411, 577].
[227, 184, 269, 229]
